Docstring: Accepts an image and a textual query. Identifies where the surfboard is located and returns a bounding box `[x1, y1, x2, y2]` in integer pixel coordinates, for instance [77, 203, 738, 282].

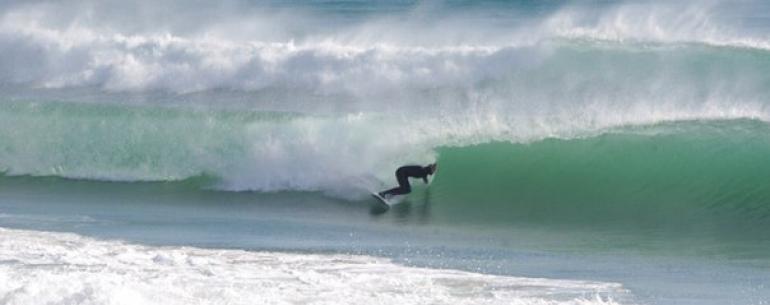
[371, 192, 392, 208]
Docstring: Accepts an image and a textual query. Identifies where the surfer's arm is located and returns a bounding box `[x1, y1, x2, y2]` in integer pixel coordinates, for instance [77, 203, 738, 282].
[420, 166, 432, 184]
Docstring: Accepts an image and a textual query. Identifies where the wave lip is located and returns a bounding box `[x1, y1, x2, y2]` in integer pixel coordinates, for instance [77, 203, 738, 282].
[0, 228, 630, 305]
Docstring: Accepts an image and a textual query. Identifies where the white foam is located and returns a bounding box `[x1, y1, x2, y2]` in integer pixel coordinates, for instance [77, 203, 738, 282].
[0, 228, 631, 305]
[543, 1, 770, 50]
[2, 1, 770, 94]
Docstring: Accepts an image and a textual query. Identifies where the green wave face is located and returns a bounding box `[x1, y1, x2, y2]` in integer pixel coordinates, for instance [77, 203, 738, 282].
[0, 102, 274, 182]
[428, 120, 770, 232]
[3, 100, 770, 236]
[0, 101, 436, 195]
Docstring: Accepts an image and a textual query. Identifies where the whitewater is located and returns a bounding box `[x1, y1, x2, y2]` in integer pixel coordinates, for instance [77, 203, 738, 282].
[0, 227, 629, 305]
[2, 1, 770, 305]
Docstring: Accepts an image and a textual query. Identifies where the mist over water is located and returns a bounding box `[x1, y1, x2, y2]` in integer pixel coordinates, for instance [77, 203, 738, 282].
[2, 0, 770, 98]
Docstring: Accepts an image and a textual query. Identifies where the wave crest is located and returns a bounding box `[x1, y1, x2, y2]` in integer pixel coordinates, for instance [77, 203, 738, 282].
[2, 0, 770, 94]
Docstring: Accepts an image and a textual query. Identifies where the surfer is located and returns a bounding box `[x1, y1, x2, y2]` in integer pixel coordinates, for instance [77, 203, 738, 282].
[378, 163, 437, 199]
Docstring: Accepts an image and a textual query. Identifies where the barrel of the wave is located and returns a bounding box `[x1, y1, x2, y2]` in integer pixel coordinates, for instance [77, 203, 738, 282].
[426, 121, 770, 238]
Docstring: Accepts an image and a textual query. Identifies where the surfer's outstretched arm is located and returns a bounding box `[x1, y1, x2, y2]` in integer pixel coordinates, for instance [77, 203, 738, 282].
[422, 163, 437, 184]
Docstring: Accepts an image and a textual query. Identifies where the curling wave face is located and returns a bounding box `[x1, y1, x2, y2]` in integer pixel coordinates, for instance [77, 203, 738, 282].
[430, 120, 770, 228]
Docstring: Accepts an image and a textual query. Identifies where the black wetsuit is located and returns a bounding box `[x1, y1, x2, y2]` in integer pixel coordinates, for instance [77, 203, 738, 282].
[380, 165, 432, 197]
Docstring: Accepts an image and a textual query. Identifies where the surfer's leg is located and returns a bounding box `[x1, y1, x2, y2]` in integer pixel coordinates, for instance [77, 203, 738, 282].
[395, 171, 411, 193]
[380, 187, 402, 197]
[381, 185, 411, 197]
[380, 168, 412, 197]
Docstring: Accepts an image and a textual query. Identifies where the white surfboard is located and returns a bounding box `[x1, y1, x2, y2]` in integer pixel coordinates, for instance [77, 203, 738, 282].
[371, 192, 392, 208]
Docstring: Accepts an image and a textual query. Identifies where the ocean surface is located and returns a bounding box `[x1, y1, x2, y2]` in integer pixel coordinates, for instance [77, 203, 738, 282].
[1, 1, 770, 304]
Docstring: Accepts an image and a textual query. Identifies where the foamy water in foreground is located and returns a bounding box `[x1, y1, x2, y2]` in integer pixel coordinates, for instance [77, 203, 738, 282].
[0, 228, 627, 305]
